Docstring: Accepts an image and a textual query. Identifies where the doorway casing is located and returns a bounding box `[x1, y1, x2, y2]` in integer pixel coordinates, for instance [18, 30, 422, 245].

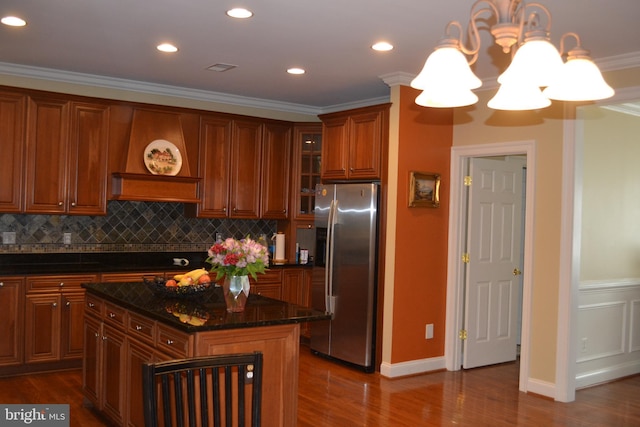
[444, 140, 536, 394]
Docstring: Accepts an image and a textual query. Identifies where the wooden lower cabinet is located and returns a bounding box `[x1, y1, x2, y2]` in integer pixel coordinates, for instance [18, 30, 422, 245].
[84, 292, 303, 427]
[282, 269, 312, 337]
[102, 323, 126, 425]
[24, 274, 97, 366]
[83, 295, 192, 427]
[0, 277, 24, 367]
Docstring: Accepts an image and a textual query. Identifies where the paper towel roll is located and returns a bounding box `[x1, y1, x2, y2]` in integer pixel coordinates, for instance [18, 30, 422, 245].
[275, 232, 286, 261]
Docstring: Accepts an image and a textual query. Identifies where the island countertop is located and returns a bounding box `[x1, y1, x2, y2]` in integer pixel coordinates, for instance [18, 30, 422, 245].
[82, 281, 330, 333]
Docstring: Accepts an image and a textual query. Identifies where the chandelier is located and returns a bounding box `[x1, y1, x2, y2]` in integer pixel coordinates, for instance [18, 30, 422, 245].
[411, 0, 614, 110]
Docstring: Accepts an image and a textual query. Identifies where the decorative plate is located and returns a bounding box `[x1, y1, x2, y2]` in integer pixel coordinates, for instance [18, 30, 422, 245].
[144, 276, 212, 298]
[144, 139, 182, 176]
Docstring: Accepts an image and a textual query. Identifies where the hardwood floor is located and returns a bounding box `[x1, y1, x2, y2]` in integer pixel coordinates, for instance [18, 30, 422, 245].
[0, 344, 638, 426]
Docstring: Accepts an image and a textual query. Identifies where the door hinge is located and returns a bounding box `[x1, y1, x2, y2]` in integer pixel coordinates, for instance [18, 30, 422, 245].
[461, 253, 470, 264]
[463, 176, 472, 186]
[459, 329, 468, 340]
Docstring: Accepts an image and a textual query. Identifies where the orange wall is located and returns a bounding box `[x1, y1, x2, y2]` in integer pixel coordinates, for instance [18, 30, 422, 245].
[391, 85, 453, 363]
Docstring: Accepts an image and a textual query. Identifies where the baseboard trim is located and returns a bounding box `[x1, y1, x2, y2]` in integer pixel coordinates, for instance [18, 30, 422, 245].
[576, 359, 640, 389]
[525, 377, 556, 399]
[380, 356, 446, 378]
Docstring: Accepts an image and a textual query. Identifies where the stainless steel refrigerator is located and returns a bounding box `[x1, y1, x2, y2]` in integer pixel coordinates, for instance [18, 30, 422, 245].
[310, 182, 379, 372]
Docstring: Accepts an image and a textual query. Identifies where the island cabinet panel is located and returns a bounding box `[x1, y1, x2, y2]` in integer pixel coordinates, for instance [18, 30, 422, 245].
[319, 103, 390, 182]
[261, 122, 292, 219]
[0, 91, 26, 213]
[125, 339, 157, 427]
[194, 323, 300, 427]
[0, 277, 24, 367]
[25, 293, 61, 363]
[102, 323, 126, 425]
[82, 315, 102, 407]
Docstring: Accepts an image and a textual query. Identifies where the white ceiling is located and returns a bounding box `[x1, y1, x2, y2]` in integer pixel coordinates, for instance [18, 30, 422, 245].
[1, 0, 639, 114]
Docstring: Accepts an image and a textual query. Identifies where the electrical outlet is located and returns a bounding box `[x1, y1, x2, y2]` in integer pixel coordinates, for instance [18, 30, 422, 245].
[426, 323, 434, 340]
[216, 233, 223, 242]
[581, 337, 588, 353]
[63, 232, 72, 245]
[2, 231, 16, 245]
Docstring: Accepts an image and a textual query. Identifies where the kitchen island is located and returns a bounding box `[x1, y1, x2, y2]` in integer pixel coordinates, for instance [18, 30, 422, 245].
[82, 281, 329, 427]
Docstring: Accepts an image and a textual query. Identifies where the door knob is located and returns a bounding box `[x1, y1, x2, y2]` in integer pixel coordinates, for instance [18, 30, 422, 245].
[513, 268, 522, 276]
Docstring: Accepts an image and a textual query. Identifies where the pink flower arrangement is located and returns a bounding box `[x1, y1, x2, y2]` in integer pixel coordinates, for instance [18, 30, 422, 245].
[206, 236, 269, 281]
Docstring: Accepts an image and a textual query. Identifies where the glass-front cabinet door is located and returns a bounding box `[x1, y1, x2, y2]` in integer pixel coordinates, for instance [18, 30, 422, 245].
[292, 124, 322, 220]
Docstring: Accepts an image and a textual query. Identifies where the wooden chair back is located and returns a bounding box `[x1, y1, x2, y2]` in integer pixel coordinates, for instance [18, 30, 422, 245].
[142, 352, 263, 427]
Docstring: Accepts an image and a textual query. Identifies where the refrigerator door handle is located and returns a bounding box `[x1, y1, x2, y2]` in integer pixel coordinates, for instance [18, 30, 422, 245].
[325, 199, 336, 314]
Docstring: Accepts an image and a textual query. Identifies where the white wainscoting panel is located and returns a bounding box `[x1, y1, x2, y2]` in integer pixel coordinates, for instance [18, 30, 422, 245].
[576, 280, 640, 388]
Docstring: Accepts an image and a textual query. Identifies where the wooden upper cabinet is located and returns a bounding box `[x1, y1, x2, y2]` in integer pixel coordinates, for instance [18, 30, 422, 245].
[229, 119, 263, 219]
[261, 122, 292, 219]
[319, 103, 390, 181]
[25, 96, 70, 213]
[25, 95, 109, 215]
[0, 92, 26, 213]
[319, 114, 349, 181]
[67, 102, 110, 215]
[194, 116, 233, 218]
[192, 116, 292, 220]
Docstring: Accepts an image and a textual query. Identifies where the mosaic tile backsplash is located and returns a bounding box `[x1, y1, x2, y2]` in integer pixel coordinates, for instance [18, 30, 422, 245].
[0, 201, 276, 254]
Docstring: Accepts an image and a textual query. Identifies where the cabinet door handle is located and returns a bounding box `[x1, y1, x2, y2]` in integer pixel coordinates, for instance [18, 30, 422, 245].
[88, 302, 95, 308]
[59, 282, 64, 287]
[66, 301, 71, 307]
[0, 282, 4, 287]
[52, 302, 58, 308]
[223, 206, 227, 212]
[135, 325, 143, 331]
[166, 339, 174, 345]
[108, 312, 116, 318]
[102, 336, 107, 341]
[58, 201, 63, 206]
[94, 332, 99, 338]
[71, 202, 76, 207]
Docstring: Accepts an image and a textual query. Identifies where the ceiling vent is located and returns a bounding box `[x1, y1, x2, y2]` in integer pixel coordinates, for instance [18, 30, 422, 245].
[206, 63, 237, 72]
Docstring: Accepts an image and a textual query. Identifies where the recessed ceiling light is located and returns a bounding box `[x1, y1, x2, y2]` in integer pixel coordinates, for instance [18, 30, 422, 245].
[226, 8, 253, 19]
[372, 41, 393, 52]
[157, 43, 178, 53]
[1, 16, 27, 27]
[287, 68, 305, 75]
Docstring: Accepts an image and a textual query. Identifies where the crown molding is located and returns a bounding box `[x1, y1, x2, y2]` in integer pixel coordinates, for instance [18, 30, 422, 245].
[0, 61, 324, 116]
[1, 51, 638, 116]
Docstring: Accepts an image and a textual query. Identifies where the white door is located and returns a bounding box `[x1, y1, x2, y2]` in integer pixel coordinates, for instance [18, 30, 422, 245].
[463, 157, 524, 369]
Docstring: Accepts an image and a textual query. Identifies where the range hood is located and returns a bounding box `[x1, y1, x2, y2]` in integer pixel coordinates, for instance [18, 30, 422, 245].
[111, 108, 200, 203]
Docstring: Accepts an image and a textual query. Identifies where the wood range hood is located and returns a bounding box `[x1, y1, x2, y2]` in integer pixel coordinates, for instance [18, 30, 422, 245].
[111, 109, 200, 203]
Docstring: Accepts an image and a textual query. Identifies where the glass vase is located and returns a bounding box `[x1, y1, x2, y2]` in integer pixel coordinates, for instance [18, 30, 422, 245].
[222, 275, 250, 312]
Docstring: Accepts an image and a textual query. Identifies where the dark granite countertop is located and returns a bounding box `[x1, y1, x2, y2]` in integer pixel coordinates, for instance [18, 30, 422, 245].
[0, 252, 311, 276]
[83, 281, 329, 333]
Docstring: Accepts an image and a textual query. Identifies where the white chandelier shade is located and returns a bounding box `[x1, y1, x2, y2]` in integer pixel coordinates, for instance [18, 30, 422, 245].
[410, 46, 482, 91]
[415, 85, 479, 108]
[543, 57, 615, 101]
[497, 39, 564, 87]
[412, 0, 614, 111]
[488, 80, 551, 110]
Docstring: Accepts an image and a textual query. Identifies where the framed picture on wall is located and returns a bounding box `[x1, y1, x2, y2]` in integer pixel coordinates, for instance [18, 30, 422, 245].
[409, 171, 441, 208]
